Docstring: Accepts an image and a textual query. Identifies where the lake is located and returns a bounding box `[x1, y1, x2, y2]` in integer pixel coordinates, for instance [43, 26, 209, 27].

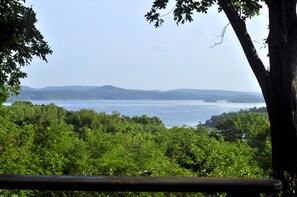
[6, 100, 266, 127]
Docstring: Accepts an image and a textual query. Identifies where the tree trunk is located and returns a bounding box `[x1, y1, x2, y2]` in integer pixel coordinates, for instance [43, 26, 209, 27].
[265, 76, 297, 194]
[265, 1, 297, 194]
[266, 86, 297, 195]
[219, 0, 297, 194]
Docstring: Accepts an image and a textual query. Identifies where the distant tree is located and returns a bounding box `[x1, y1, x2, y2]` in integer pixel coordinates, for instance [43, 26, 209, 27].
[146, 0, 297, 194]
[0, 0, 52, 103]
[161, 126, 264, 178]
[206, 110, 272, 175]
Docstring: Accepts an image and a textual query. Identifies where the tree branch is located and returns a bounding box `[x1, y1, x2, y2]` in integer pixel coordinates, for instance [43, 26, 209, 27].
[210, 23, 230, 48]
[218, 0, 269, 94]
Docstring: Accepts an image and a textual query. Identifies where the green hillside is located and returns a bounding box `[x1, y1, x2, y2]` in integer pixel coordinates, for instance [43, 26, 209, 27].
[8, 85, 265, 103]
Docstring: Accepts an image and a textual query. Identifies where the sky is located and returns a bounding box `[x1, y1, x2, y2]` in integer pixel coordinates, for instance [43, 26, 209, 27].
[22, 0, 269, 92]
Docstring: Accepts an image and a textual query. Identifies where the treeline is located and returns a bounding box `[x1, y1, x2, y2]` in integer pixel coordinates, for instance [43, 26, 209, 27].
[0, 102, 271, 196]
[8, 85, 264, 103]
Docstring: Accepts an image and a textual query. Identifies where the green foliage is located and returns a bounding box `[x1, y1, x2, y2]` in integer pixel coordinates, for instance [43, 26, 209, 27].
[213, 111, 269, 143]
[0, 102, 272, 196]
[0, 115, 35, 174]
[161, 126, 264, 178]
[203, 109, 272, 176]
[0, 0, 52, 103]
[65, 109, 104, 136]
[145, 0, 264, 27]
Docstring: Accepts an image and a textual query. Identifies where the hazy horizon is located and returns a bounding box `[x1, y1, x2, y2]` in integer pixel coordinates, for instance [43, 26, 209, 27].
[21, 84, 263, 93]
[21, 1, 269, 92]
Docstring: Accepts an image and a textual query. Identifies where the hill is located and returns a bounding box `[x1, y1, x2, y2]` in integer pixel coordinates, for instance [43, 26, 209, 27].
[8, 85, 264, 103]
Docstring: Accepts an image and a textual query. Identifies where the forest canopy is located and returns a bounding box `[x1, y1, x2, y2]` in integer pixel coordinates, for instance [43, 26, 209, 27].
[0, 101, 273, 196]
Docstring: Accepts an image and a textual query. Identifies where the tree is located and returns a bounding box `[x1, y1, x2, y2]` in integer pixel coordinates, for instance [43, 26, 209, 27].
[0, 0, 52, 103]
[206, 110, 272, 176]
[146, 0, 297, 194]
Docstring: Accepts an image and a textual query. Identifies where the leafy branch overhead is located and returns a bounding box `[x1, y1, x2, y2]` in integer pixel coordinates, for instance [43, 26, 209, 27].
[0, 0, 52, 102]
[145, 0, 263, 27]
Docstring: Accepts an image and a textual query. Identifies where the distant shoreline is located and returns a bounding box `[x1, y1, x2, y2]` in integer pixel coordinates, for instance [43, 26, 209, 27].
[3, 100, 266, 127]
[8, 85, 265, 103]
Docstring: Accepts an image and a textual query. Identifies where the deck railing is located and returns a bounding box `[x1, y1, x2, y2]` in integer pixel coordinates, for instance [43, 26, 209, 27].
[0, 174, 282, 197]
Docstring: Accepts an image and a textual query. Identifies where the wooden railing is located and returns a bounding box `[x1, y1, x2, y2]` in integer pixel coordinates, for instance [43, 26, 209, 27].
[0, 175, 282, 197]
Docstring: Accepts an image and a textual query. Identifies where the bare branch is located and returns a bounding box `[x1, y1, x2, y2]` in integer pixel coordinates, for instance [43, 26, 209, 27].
[209, 23, 230, 48]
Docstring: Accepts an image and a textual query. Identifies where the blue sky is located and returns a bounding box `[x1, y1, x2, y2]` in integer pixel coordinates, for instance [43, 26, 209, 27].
[22, 0, 269, 91]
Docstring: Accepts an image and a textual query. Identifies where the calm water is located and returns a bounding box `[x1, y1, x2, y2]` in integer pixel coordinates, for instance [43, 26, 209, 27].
[6, 100, 266, 127]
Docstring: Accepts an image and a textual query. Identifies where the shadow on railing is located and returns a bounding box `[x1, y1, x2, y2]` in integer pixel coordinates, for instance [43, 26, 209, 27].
[0, 175, 282, 197]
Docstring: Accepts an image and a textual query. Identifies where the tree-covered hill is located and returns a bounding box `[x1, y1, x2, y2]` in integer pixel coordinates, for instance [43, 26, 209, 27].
[8, 85, 264, 103]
